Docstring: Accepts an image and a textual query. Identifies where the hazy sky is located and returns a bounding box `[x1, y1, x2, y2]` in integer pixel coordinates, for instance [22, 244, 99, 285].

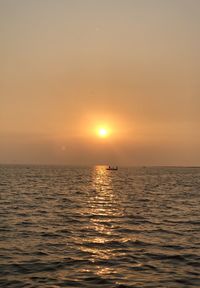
[1, 0, 200, 165]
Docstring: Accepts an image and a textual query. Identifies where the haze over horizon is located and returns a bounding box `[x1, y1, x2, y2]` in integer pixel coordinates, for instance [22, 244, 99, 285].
[1, 0, 200, 166]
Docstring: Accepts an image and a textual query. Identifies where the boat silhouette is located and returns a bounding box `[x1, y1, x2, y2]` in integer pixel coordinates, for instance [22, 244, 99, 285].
[106, 166, 118, 171]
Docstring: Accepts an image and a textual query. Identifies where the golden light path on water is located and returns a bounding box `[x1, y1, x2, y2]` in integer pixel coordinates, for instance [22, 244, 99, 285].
[79, 166, 130, 279]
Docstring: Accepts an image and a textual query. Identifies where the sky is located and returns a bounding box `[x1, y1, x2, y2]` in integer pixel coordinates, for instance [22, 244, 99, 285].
[0, 0, 200, 166]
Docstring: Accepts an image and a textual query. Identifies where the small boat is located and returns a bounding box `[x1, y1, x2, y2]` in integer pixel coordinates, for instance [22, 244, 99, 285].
[106, 166, 118, 171]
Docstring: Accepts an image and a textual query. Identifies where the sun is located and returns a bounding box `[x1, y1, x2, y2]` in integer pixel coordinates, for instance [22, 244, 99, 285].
[98, 127, 108, 138]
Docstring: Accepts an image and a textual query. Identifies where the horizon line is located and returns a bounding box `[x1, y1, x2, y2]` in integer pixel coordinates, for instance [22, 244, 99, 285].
[0, 163, 200, 168]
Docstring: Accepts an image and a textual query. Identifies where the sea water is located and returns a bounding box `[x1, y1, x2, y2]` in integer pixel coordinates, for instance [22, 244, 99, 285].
[0, 165, 200, 287]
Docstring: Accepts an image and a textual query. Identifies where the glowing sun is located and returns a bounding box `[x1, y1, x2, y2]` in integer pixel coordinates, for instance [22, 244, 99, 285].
[98, 128, 108, 138]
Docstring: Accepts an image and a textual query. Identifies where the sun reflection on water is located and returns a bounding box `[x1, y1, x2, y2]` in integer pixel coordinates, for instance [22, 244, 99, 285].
[90, 165, 123, 217]
[80, 166, 125, 264]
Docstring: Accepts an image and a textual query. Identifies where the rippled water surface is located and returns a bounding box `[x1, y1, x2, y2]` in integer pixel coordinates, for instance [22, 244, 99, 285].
[0, 165, 200, 287]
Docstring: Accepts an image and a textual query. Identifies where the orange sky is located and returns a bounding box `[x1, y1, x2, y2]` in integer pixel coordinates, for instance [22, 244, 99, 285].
[1, 0, 200, 165]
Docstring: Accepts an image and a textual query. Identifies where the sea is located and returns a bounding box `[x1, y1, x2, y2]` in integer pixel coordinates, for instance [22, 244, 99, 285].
[0, 165, 200, 288]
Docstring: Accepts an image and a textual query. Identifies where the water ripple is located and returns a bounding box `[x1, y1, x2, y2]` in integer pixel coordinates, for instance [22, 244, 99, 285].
[0, 165, 200, 287]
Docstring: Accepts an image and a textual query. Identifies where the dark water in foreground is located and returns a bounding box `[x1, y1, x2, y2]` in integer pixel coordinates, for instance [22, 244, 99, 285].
[0, 166, 200, 288]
